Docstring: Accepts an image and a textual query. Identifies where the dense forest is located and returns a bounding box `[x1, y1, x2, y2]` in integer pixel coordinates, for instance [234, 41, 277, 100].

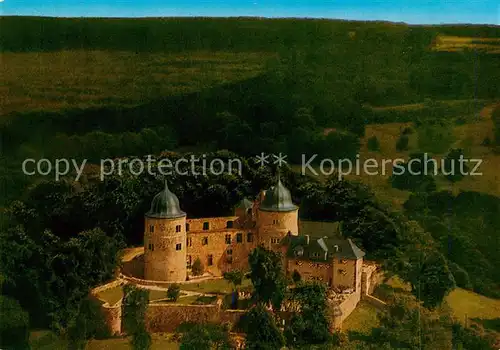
[0, 17, 499, 349]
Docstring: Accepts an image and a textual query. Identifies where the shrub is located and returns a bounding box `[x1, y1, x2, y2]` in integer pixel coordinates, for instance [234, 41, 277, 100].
[396, 135, 409, 151]
[191, 258, 204, 276]
[367, 136, 380, 151]
[167, 284, 181, 302]
[448, 262, 472, 290]
[402, 126, 414, 135]
[0, 296, 30, 350]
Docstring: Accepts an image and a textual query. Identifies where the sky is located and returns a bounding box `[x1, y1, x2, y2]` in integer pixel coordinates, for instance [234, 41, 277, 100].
[0, 0, 499, 25]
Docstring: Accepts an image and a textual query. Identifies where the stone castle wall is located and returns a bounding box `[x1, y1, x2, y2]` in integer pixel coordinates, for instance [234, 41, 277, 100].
[90, 279, 125, 336]
[287, 258, 333, 285]
[257, 209, 298, 250]
[144, 215, 187, 282]
[146, 303, 220, 332]
[186, 216, 257, 276]
[337, 289, 362, 326]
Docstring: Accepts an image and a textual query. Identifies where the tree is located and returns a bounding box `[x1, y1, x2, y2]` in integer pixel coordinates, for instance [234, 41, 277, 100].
[67, 296, 110, 349]
[167, 284, 181, 302]
[224, 270, 244, 309]
[441, 148, 468, 183]
[243, 304, 285, 350]
[401, 249, 456, 309]
[223, 270, 244, 291]
[191, 258, 204, 276]
[122, 285, 151, 350]
[284, 281, 331, 346]
[367, 136, 380, 151]
[372, 295, 453, 349]
[248, 246, 287, 310]
[0, 295, 30, 350]
[396, 134, 409, 151]
[178, 323, 235, 350]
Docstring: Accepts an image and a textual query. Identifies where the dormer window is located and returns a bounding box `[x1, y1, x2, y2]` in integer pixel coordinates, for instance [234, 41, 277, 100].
[294, 246, 304, 257]
[226, 221, 234, 229]
[203, 222, 210, 230]
[175, 225, 181, 233]
[149, 225, 154, 233]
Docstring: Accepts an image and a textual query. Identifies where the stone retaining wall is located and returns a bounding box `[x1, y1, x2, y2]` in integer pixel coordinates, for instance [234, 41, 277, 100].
[146, 303, 220, 332]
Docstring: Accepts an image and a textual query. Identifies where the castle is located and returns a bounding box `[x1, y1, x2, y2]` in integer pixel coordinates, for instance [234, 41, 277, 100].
[143, 175, 367, 294]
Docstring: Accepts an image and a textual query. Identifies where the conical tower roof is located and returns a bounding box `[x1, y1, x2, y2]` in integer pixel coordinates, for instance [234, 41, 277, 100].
[259, 170, 297, 212]
[146, 180, 186, 219]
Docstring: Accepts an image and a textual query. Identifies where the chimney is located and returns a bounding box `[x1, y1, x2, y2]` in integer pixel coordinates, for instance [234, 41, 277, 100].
[305, 235, 310, 245]
[324, 251, 328, 261]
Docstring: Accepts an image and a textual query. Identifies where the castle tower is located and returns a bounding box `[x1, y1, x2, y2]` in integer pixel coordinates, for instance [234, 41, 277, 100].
[144, 181, 187, 282]
[257, 172, 299, 250]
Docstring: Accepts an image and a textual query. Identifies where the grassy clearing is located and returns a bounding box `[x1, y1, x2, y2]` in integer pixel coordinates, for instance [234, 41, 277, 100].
[446, 288, 500, 323]
[306, 102, 500, 208]
[432, 35, 500, 53]
[0, 50, 271, 116]
[377, 277, 500, 323]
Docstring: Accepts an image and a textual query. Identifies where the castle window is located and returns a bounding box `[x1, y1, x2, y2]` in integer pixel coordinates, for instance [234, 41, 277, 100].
[236, 233, 243, 243]
[186, 223, 190, 232]
[186, 237, 192, 247]
[272, 219, 279, 225]
[202, 237, 208, 245]
[225, 234, 231, 244]
[203, 222, 210, 230]
[226, 221, 234, 228]
[338, 269, 347, 275]
[175, 225, 181, 233]
[311, 252, 320, 258]
[148, 243, 154, 251]
[271, 237, 279, 244]
[176, 243, 182, 251]
[187, 255, 192, 267]
[247, 232, 253, 243]
[207, 254, 213, 266]
[149, 225, 154, 233]
[227, 248, 233, 255]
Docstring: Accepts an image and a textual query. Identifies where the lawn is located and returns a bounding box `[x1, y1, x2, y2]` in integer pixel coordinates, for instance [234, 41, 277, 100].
[96, 286, 124, 305]
[180, 277, 253, 294]
[342, 300, 381, 334]
[30, 331, 180, 350]
[445, 288, 500, 323]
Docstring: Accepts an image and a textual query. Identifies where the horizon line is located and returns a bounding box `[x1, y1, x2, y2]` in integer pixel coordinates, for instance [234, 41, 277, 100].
[1, 15, 499, 27]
